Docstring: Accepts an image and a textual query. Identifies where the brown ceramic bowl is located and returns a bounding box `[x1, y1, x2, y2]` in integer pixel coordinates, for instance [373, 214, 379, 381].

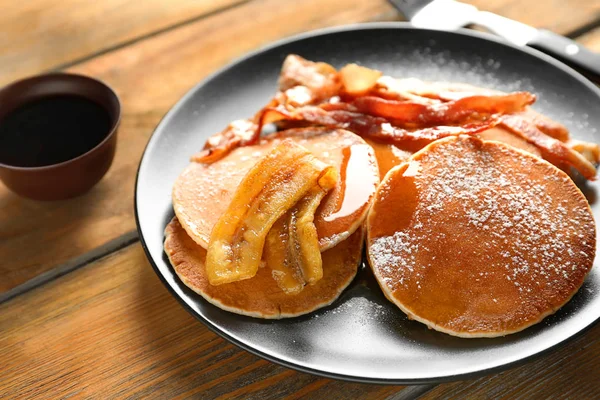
[0, 73, 121, 201]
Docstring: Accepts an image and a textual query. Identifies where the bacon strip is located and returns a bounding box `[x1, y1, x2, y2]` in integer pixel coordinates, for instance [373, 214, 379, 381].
[516, 109, 570, 142]
[191, 119, 258, 163]
[371, 78, 598, 176]
[265, 185, 333, 294]
[500, 115, 596, 180]
[192, 57, 596, 180]
[260, 105, 499, 146]
[278, 54, 341, 103]
[352, 92, 535, 126]
[376, 77, 572, 140]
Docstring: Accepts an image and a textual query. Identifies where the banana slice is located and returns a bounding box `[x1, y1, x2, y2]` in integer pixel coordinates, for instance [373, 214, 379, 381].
[265, 183, 335, 294]
[206, 139, 337, 285]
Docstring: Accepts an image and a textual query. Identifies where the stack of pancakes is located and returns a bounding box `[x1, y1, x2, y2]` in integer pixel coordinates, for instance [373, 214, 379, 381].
[165, 127, 379, 318]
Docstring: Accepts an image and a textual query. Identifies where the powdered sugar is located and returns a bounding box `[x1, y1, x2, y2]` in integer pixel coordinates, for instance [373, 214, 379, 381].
[370, 138, 595, 297]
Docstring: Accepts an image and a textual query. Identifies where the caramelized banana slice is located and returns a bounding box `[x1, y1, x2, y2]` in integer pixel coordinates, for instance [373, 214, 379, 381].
[265, 181, 336, 294]
[206, 139, 337, 285]
[265, 215, 303, 294]
[289, 185, 333, 284]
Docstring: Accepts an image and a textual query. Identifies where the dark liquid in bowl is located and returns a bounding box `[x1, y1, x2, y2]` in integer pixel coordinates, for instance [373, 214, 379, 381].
[0, 95, 111, 167]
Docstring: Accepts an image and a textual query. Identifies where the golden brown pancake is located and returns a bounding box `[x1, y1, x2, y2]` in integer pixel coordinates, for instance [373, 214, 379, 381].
[173, 127, 379, 251]
[367, 135, 596, 337]
[165, 217, 363, 318]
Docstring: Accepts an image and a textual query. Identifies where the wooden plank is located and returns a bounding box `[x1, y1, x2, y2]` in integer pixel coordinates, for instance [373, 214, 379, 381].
[578, 27, 600, 52]
[0, 244, 407, 399]
[0, 0, 245, 87]
[0, 0, 397, 293]
[469, 0, 600, 35]
[1, 0, 597, 293]
[418, 323, 600, 399]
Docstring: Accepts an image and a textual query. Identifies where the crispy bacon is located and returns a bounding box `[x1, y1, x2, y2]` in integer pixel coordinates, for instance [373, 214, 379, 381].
[430, 89, 571, 143]
[193, 55, 343, 163]
[500, 114, 596, 180]
[259, 105, 498, 146]
[191, 119, 259, 163]
[352, 92, 535, 126]
[191, 56, 596, 179]
[339, 63, 382, 96]
[377, 78, 572, 143]
[515, 109, 570, 142]
[278, 55, 341, 103]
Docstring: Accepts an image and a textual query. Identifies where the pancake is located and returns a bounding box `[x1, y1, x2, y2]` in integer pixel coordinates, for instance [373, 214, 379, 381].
[367, 135, 596, 337]
[165, 217, 363, 318]
[173, 127, 379, 251]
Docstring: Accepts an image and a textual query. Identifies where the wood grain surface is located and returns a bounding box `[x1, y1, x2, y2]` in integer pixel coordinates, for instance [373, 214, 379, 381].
[3, 243, 600, 399]
[0, 0, 246, 87]
[579, 27, 600, 51]
[0, 244, 408, 399]
[420, 325, 600, 399]
[2, 0, 599, 294]
[469, 0, 599, 35]
[1, 0, 600, 397]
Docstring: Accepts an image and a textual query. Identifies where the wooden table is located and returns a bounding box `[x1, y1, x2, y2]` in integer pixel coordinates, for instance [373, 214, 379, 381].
[1, 1, 599, 398]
